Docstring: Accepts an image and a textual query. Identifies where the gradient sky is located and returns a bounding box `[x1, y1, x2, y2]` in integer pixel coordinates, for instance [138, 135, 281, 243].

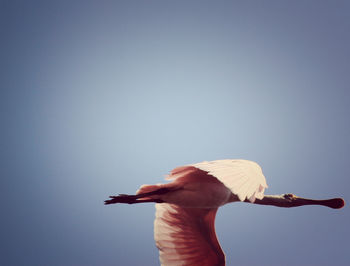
[2, 1, 350, 265]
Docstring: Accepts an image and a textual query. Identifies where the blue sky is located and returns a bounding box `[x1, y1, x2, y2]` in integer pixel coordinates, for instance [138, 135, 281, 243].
[2, 1, 350, 265]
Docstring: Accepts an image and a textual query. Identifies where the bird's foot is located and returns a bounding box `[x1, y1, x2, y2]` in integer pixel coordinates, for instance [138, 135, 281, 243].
[104, 194, 138, 204]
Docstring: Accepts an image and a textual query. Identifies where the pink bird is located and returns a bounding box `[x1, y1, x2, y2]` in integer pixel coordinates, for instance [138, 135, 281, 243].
[105, 159, 345, 266]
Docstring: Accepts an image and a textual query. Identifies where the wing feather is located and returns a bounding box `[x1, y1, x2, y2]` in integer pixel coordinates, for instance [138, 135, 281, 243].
[191, 159, 268, 202]
[154, 203, 225, 266]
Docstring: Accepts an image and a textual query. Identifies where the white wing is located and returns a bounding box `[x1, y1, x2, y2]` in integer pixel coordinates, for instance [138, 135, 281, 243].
[167, 159, 268, 202]
[154, 203, 225, 266]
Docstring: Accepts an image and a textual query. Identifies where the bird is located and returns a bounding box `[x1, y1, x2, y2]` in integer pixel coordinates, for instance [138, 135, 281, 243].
[104, 159, 345, 266]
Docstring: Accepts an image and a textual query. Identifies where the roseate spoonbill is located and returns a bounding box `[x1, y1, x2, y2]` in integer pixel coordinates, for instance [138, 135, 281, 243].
[104, 159, 345, 266]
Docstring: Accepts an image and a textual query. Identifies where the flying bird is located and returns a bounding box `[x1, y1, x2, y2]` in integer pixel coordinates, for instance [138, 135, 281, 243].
[105, 159, 344, 266]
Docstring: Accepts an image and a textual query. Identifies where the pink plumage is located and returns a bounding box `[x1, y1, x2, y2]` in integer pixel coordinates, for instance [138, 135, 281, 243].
[150, 159, 268, 265]
[154, 204, 223, 266]
[105, 159, 345, 266]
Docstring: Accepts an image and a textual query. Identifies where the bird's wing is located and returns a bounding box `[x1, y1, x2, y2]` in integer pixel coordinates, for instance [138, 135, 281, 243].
[154, 203, 225, 266]
[192, 159, 268, 202]
[167, 159, 268, 202]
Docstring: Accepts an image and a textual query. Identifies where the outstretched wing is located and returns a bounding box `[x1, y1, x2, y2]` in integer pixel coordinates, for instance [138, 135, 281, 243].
[167, 159, 268, 202]
[154, 203, 225, 266]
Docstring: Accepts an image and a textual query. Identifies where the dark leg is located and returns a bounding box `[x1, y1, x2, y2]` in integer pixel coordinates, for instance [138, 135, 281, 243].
[104, 195, 164, 204]
[104, 187, 171, 205]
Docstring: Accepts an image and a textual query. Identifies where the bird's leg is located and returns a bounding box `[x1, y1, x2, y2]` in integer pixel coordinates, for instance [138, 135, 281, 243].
[104, 187, 171, 205]
[104, 195, 164, 204]
[249, 194, 345, 209]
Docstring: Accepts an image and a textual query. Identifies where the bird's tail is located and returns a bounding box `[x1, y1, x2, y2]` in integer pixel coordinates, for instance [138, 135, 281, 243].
[136, 184, 162, 196]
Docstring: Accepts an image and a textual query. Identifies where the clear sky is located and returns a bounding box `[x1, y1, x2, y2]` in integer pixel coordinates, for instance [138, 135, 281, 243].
[2, 1, 350, 265]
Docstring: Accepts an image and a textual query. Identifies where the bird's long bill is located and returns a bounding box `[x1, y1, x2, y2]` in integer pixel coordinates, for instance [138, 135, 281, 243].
[252, 194, 345, 209]
[297, 197, 345, 209]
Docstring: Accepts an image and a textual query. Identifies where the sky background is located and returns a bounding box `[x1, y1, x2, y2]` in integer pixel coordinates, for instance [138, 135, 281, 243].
[2, 1, 350, 265]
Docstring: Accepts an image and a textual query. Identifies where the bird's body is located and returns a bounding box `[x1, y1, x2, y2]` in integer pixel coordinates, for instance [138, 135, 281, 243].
[138, 160, 267, 208]
[154, 172, 231, 208]
[105, 159, 344, 266]
[140, 166, 232, 208]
